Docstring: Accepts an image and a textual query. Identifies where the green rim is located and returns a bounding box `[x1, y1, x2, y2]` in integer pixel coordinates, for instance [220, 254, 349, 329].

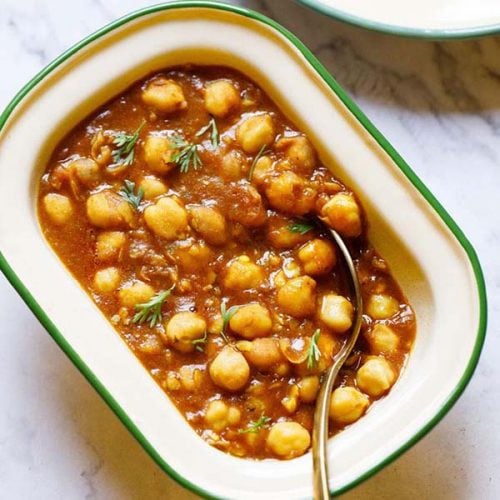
[296, 0, 500, 39]
[0, 1, 487, 498]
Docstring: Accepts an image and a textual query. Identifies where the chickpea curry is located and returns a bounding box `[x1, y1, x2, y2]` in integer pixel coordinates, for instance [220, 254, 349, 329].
[38, 65, 415, 460]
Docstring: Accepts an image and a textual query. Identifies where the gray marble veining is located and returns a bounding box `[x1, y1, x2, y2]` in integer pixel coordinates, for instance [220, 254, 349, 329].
[0, 0, 498, 498]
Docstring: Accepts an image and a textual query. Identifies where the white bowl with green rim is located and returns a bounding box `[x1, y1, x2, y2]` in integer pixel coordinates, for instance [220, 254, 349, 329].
[297, 0, 500, 39]
[0, 2, 487, 498]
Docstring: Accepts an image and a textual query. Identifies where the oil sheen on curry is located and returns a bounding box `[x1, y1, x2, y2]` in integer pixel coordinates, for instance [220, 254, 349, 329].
[38, 65, 415, 460]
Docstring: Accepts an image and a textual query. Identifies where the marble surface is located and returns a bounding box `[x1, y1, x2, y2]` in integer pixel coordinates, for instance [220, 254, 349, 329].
[0, 0, 498, 498]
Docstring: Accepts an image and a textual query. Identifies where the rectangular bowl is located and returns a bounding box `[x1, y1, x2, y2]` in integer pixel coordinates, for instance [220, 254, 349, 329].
[0, 2, 487, 499]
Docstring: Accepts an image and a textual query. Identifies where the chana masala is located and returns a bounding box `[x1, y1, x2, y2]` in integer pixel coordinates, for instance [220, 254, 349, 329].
[38, 66, 415, 460]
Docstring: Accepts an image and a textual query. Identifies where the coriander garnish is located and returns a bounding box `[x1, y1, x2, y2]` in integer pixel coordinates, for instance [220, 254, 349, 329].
[238, 415, 271, 434]
[247, 144, 270, 181]
[112, 120, 146, 166]
[306, 329, 321, 370]
[195, 117, 219, 148]
[287, 220, 315, 235]
[120, 179, 144, 209]
[169, 135, 202, 173]
[132, 285, 175, 328]
[192, 330, 208, 352]
[220, 301, 241, 344]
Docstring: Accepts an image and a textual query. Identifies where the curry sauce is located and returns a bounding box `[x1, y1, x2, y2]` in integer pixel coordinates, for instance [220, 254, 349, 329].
[37, 65, 415, 460]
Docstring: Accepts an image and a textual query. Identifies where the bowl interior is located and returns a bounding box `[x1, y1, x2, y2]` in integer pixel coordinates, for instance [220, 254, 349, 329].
[0, 5, 483, 499]
[299, 0, 500, 35]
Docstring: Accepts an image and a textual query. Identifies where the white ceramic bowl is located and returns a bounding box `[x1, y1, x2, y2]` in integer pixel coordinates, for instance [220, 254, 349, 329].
[0, 2, 486, 499]
[297, 0, 500, 38]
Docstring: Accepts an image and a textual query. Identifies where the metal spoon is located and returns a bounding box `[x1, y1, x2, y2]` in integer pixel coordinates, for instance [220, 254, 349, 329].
[312, 222, 364, 500]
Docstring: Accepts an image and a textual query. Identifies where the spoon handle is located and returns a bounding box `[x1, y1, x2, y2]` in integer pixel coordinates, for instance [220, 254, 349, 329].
[312, 227, 364, 500]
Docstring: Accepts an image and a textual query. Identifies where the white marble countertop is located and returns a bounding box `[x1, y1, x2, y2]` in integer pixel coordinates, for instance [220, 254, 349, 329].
[0, 0, 498, 498]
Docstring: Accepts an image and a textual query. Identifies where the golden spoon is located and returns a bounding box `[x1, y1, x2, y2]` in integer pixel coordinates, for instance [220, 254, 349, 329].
[312, 223, 364, 500]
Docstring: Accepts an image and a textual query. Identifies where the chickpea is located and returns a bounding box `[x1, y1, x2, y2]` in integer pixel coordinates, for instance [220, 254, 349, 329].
[266, 421, 310, 459]
[329, 387, 369, 424]
[188, 205, 228, 245]
[220, 150, 246, 181]
[241, 424, 265, 449]
[141, 77, 187, 113]
[273, 270, 288, 288]
[265, 172, 316, 215]
[179, 365, 203, 391]
[227, 407, 242, 426]
[143, 135, 175, 174]
[276, 362, 291, 377]
[173, 241, 213, 273]
[139, 176, 167, 200]
[316, 333, 338, 371]
[236, 114, 275, 154]
[321, 192, 362, 238]
[298, 376, 320, 403]
[229, 184, 267, 228]
[43, 193, 73, 225]
[240, 338, 284, 371]
[164, 312, 206, 353]
[229, 303, 272, 339]
[69, 157, 100, 186]
[93, 267, 120, 293]
[86, 190, 134, 229]
[297, 239, 336, 276]
[204, 400, 241, 432]
[205, 400, 227, 432]
[251, 155, 274, 186]
[277, 276, 317, 318]
[224, 256, 264, 290]
[366, 294, 400, 319]
[204, 80, 240, 117]
[165, 371, 181, 391]
[292, 332, 338, 377]
[266, 218, 310, 249]
[281, 385, 300, 414]
[356, 357, 396, 397]
[205, 400, 226, 423]
[318, 294, 353, 333]
[275, 136, 316, 174]
[209, 345, 250, 392]
[96, 231, 126, 261]
[144, 197, 188, 240]
[367, 324, 399, 354]
[118, 281, 155, 308]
